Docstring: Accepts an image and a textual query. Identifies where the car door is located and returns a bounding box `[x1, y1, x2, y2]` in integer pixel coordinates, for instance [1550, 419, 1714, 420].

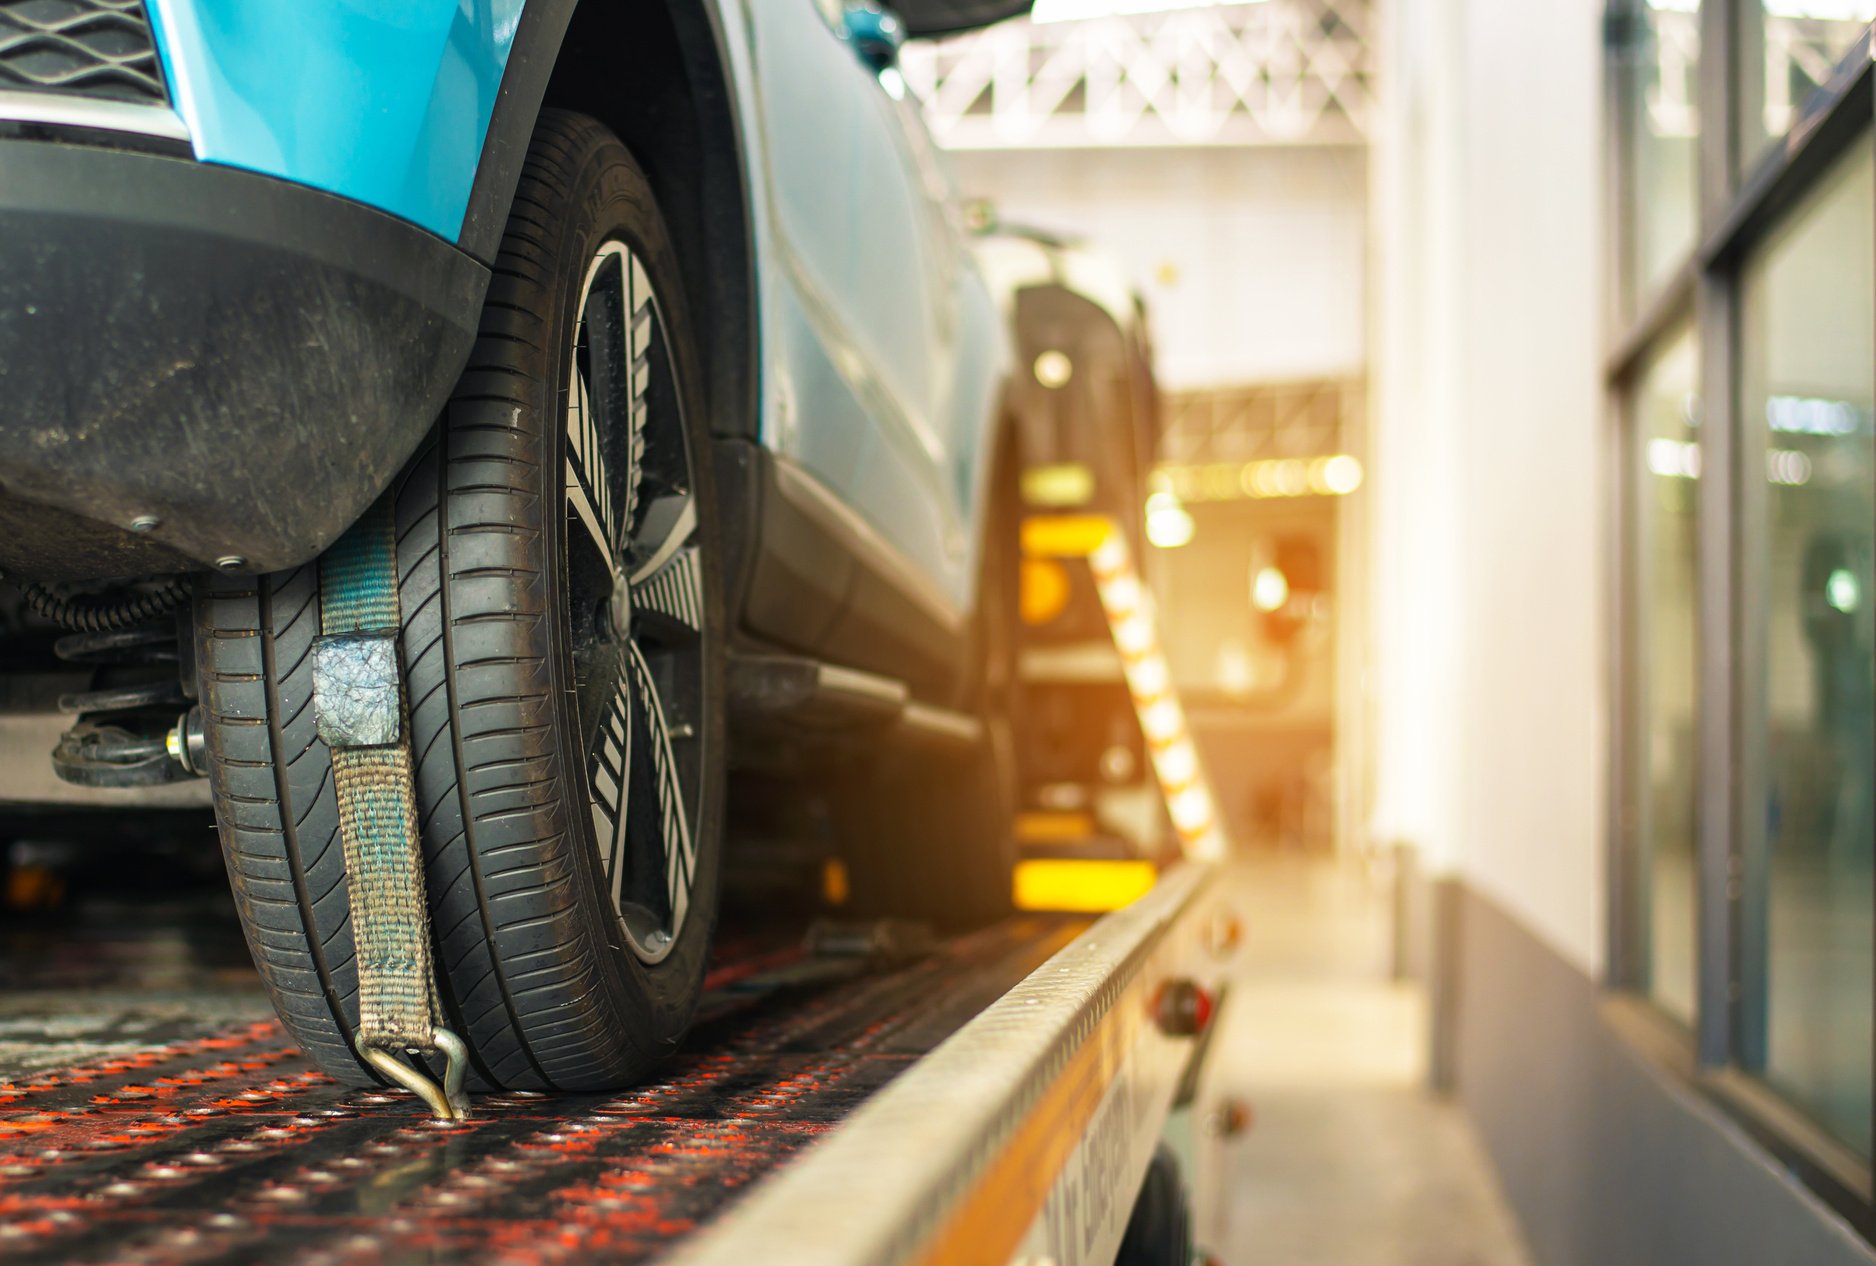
[735, 0, 877, 511]
[737, 0, 1009, 624]
[836, 21, 1002, 621]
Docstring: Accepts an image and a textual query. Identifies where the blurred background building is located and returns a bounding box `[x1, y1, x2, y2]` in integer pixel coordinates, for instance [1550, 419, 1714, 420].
[915, 1, 1876, 1261]
[905, 0, 1374, 855]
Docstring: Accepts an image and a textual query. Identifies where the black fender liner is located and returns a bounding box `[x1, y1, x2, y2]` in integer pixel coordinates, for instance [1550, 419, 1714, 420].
[0, 140, 487, 581]
[456, 0, 579, 267]
[0, 0, 756, 583]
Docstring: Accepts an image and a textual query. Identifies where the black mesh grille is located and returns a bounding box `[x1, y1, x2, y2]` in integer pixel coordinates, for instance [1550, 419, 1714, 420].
[0, 0, 168, 106]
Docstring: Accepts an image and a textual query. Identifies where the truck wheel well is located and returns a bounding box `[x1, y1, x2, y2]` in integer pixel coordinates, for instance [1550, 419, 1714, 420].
[542, 2, 756, 443]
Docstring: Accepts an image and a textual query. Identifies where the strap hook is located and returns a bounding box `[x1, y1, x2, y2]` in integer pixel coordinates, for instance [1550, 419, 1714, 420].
[356, 1028, 473, 1122]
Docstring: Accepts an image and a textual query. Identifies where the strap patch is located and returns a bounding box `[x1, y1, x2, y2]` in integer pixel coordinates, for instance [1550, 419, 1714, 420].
[313, 632, 402, 748]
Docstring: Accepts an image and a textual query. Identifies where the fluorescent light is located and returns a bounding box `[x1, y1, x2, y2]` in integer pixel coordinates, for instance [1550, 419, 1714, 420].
[1145, 491, 1196, 549]
[1763, 0, 1876, 19]
[1250, 565, 1289, 614]
[1645, 0, 1876, 16]
[1321, 454, 1364, 495]
[1022, 462, 1095, 507]
[1766, 448, 1812, 487]
[1827, 568, 1861, 614]
[1647, 437, 1702, 480]
[1032, 0, 1261, 23]
[1767, 394, 1866, 437]
[1033, 349, 1074, 388]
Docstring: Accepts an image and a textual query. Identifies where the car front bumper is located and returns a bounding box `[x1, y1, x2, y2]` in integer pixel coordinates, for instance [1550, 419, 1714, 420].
[0, 139, 488, 580]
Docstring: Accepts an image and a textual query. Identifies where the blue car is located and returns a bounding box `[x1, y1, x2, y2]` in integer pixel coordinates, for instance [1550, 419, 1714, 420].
[0, 0, 1031, 1090]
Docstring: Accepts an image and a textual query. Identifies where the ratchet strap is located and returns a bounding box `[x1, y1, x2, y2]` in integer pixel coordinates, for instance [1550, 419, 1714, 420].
[313, 495, 470, 1120]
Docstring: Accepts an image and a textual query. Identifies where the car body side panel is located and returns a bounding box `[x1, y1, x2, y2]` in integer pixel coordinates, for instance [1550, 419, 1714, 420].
[721, 0, 1009, 620]
[144, 0, 524, 242]
[728, 1, 872, 507]
[142, 0, 1008, 639]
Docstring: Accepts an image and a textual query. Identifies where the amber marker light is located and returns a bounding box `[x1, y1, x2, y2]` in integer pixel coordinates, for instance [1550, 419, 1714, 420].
[1025, 512, 1230, 865]
[822, 858, 850, 907]
[1015, 811, 1099, 843]
[1019, 558, 1072, 625]
[1021, 514, 1115, 558]
[1013, 859, 1159, 913]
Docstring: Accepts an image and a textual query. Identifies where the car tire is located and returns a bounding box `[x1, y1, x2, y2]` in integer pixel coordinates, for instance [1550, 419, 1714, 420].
[195, 110, 726, 1091]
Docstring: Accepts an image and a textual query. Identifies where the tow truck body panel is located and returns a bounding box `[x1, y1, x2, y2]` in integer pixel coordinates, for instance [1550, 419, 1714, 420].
[673, 864, 1223, 1266]
[0, 868, 1226, 1265]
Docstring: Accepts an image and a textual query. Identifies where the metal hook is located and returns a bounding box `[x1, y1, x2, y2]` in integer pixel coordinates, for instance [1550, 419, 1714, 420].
[356, 1027, 472, 1121]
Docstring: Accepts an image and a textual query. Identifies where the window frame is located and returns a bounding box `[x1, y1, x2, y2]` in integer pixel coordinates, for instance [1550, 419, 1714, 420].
[1605, 0, 1876, 1235]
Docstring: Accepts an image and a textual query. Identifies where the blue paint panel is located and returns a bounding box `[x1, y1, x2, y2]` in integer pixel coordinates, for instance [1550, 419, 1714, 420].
[145, 0, 524, 241]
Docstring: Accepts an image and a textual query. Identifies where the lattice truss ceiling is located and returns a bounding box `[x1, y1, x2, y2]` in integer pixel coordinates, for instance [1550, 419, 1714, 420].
[1644, 7, 1876, 141]
[1159, 378, 1360, 466]
[898, 0, 1373, 149]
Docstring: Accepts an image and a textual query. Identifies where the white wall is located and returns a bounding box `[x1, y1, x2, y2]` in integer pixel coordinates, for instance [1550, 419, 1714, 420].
[1369, 0, 1609, 976]
[950, 146, 1367, 389]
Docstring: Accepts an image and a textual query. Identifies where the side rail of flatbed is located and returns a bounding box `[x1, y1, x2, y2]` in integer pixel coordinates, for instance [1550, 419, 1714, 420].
[670, 862, 1229, 1266]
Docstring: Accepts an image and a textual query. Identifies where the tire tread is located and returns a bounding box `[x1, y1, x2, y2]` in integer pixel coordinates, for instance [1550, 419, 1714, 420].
[198, 110, 718, 1092]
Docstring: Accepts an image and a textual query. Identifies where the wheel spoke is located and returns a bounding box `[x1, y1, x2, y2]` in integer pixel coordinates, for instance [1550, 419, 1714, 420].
[565, 365, 617, 561]
[631, 544, 705, 633]
[587, 668, 632, 912]
[624, 253, 652, 533]
[628, 494, 697, 586]
[626, 639, 695, 927]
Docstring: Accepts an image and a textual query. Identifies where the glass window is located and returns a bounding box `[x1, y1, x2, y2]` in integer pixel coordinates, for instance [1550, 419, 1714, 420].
[1632, 327, 1702, 1024]
[1739, 137, 1875, 1157]
[1618, 1, 1702, 313]
[1739, 3, 1875, 175]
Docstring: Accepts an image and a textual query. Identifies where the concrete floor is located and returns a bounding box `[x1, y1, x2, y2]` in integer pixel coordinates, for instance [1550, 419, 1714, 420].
[1192, 853, 1534, 1266]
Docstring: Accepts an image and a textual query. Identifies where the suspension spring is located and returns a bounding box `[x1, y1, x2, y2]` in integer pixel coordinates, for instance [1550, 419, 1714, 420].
[49, 618, 203, 788]
[22, 578, 190, 633]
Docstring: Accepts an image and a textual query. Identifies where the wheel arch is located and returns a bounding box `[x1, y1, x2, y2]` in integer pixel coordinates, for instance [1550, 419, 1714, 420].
[460, 0, 759, 448]
[959, 388, 1029, 688]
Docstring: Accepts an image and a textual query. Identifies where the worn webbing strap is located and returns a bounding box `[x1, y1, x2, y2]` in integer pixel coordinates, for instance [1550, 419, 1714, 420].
[316, 495, 469, 1119]
[318, 498, 404, 634]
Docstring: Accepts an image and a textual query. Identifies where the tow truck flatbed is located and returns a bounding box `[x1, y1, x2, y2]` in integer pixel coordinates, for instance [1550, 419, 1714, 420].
[1, 865, 1225, 1266]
